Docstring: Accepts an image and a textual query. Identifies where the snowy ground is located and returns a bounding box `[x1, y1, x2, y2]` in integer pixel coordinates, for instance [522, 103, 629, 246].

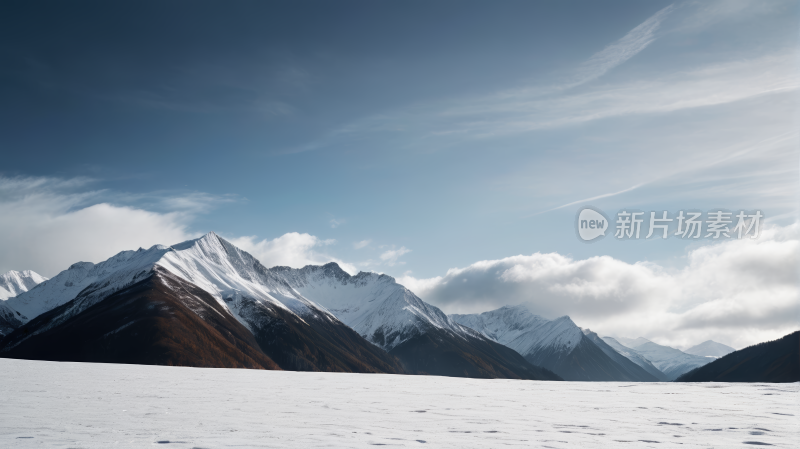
[0, 359, 796, 448]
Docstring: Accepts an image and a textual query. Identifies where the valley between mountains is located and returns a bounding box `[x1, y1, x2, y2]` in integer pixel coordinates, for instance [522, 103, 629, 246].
[0, 233, 795, 383]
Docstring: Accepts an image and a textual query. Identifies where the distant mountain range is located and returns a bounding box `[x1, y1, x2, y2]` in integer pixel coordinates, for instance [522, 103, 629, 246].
[449, 305, 737, 382]
[450, 306, 660, 381]
[0, 233, 792, 383]
[617, 338, 713, 381]
[677, 331, 799, 383]
[0, 233, 558, 380]
[684, 340, 736, 358]
[602, 336, 668, 381]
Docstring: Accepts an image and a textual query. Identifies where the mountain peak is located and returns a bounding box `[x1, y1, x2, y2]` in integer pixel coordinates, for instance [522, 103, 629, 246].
[501, 304, 530, 313]
[201, 231, 220, 240]
[684, 340, 736, 358]
[321, 261, 344, 271]
[553, 315, 576, 325]
[0, 269, 48, 302]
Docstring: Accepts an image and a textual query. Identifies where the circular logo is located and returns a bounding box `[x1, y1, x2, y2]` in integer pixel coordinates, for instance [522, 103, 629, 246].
[576, 207, 609, 242]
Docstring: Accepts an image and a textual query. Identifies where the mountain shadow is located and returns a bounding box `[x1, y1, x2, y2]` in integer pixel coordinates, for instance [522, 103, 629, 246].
[0, 268, 405, 374]
[676, 331, 799, 383]
[0, 268, 279, 369]
[388, 326, 562, 380]
[583, 330, 660, 382]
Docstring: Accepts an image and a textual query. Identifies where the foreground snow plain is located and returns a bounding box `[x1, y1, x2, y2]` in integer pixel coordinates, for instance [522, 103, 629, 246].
[0, 359, 796, 448]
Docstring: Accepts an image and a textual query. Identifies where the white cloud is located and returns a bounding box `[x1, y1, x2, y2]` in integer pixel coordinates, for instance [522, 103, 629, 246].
[398, 223, 799, 349]
[0, 175, 359, 278]
[571, 4, 674, 87]
[440, 53, 797, 137]
[353, 239, 371, 250]
[0, 176, 197, 277]
[379, 247, 411, 267]
[230, 233, 357, 274]
[329, 218, 344, 229]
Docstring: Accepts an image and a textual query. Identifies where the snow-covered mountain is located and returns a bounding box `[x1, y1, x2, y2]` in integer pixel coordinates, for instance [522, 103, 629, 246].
[617, 338, 712, 381]
[601, 336, 668, 381]
[0, 270, 49, 336]
[0, 233, 558, 380]
[2, 233, 467, 351]
[450, 305, 656, 381]
[684, 340, 736, 359]
[265, 263, 473, 351]
[0, 234, 402, 373]
[0, 270, 47, 301]
[449, 305, 568, 355]
[582, 329, 660, 382]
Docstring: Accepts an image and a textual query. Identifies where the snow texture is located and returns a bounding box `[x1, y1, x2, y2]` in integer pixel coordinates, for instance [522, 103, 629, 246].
[0, 270, 48, 336]
[450, 305, 584, 357]
[3, 246, 172, 325]
[0, 270, 47, 301]
[0, 358, 796, 448]
[269, 263, 475, 350]
[0, 233, 473, 352]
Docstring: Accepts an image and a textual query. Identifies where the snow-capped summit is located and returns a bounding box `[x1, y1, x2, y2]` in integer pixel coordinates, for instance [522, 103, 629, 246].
[451, 305, 582, 357]
[157, 232, 337, 324]
[450, 305, 655, 381]
[0, 233, 558, 380]
[0, 232, 470, 351]
[4, 245, 172, 326]
[0, 270, 49, 336]
[612, 337, 712, 381]
[265, 262, 476, 351]
[1, 233, 341, 335]
[0, 270, 47, 301]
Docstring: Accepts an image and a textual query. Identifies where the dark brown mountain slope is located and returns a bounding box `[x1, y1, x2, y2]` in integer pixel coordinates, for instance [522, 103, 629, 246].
[0, 268, 279, 369]
[0, 267, 406, 374]
[388, 327, 562, 380]
[676, 331, 799, 383]
[241, 297, 406, 374]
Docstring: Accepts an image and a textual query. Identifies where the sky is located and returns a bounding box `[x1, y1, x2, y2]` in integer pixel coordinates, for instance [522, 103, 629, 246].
[0, 0, 797, 349]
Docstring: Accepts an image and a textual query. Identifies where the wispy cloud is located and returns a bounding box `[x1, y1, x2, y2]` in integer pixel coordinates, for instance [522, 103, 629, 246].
[570, 4, 675, 87]
[292, 9, 795, 153]
[380, 246, 411, 267]
[353, 239, 371, 250]
[536, 183, 648, 215]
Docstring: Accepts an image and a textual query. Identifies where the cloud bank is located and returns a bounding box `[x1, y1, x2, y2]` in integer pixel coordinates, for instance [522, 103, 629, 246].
[0, 176, 354, 277]
[0, 176, 196, 277]
[229, 233, 357, 274]
[398, 223, 799, 349]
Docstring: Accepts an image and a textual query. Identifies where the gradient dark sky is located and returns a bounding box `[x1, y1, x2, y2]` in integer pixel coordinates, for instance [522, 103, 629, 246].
[0, 0, 796, 280]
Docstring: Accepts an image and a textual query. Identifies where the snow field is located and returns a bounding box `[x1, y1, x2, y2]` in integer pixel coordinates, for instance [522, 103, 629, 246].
[0, 358, 796, 448]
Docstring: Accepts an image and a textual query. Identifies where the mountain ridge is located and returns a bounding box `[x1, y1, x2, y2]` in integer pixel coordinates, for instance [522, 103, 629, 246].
[450, 305, 656, 381]
[0, 233, 558, 380]
[684, 340, 736, 358]
[677, 331, 799, 383]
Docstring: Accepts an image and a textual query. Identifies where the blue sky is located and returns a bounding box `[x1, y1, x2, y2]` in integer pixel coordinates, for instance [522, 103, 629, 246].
[0, 0, 797, 347]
